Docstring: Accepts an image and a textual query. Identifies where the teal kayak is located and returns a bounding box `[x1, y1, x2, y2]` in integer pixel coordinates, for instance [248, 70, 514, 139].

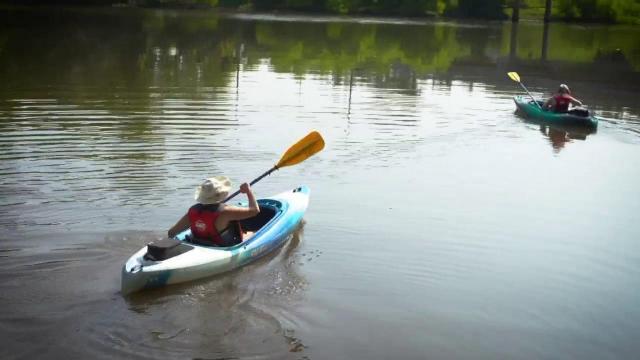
[121, 186, 309, 295]
[513, 96, 598, 129]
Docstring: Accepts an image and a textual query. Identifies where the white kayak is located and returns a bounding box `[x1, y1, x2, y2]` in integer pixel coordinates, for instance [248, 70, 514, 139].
[121, 186, 310, 295]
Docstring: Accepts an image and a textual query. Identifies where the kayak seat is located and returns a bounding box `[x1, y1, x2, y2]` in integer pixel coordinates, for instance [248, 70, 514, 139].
[144, 238, 193, 261]
[239, 204, 278, 232]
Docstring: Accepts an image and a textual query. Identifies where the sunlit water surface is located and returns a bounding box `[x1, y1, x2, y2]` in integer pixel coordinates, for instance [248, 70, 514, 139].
[1, 6, 640, 360]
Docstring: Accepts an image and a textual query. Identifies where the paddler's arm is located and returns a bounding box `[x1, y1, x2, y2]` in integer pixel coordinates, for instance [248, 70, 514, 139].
[241, 183, 260, 216]
[219, 183, 260, 222]
[168, 213, 190, 238]
[569, 96, 583, 107]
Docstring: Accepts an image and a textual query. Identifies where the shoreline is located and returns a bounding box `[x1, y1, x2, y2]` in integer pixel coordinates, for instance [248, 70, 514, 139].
[1, 2, 635, 25]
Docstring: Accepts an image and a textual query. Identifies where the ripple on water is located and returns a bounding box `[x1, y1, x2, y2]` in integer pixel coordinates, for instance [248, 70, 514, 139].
[0, 226, 310, 359]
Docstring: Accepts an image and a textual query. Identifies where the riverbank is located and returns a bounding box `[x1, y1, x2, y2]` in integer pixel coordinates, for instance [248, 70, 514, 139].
[3, 0, 639, 24]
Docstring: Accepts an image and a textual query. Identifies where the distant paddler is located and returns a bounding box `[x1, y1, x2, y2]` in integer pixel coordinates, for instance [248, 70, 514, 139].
[543, 84, 583, 113]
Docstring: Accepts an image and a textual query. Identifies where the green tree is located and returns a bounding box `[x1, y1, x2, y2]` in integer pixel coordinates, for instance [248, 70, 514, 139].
[555, 0, 640, 23]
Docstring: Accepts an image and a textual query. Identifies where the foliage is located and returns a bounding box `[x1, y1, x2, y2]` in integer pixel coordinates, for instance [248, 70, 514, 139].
[521, 0, 640, 23]
[570, 0, 640, 24]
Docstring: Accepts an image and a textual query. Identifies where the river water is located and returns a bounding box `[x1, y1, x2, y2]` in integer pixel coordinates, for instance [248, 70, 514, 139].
[1, 6, 640, 360]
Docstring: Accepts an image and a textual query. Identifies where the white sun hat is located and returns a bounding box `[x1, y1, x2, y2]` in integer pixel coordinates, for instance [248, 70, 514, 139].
[194, 176, 232, 204]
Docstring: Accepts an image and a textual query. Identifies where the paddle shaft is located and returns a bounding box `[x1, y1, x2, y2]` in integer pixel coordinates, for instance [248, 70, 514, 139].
[223, 166, 279, 203]
[519, 83, 540, 107]
[508, 72, 544, 109]
[219, 130, 324, 204]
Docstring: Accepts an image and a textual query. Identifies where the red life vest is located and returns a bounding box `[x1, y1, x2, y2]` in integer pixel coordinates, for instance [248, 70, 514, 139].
[553, 94, 572, 113]
[188, 204, 225, 245]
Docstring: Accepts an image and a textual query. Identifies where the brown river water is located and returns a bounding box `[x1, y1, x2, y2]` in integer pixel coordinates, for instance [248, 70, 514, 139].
[1, 6, 640, 360]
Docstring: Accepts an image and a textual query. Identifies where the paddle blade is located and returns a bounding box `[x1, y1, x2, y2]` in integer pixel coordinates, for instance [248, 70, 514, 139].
[508, 72, 521, 82]
[276, 131, 325, 169]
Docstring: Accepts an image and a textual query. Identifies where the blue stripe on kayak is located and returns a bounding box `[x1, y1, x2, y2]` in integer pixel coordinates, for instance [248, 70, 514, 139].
[142, 270, 172, 290]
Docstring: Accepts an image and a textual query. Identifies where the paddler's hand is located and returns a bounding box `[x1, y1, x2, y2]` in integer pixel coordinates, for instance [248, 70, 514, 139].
[239, 182, 259, 215]
[239, 182, 251, 194]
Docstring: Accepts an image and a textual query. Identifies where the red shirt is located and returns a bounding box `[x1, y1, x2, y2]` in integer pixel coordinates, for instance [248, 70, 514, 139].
[553, 94, 572, 113]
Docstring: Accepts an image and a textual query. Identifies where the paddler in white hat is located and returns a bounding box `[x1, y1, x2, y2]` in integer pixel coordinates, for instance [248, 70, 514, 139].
[167, 176, 259, 246]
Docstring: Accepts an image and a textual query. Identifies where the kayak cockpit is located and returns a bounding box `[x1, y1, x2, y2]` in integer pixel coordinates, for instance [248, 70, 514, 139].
[142, 201, 283, 262]
[179, 200, 283, 247]
[519, 97, 591, 117]
[239, 201, 281, 232]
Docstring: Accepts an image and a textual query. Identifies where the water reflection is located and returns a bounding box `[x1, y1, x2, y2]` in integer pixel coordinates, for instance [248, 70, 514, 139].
[541, 22, 549, 61]
[2, 7, 640, 90]
[513, 107, 597, 153]
[539, 124, 593, 153]
[509, 21, 519, 60]
[1, 6, 638, 231]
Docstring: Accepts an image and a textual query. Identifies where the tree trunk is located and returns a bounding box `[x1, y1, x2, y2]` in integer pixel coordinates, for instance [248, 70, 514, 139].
[541, 22, 550, 61]
[509, 22, 519, 59]
[512, 0, 521, 22]
[544, 0, 552, 23]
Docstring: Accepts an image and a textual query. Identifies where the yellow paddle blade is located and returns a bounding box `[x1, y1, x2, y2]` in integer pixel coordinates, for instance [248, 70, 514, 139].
[508, 71, 521, 82]
[276, 131, 325, 169]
